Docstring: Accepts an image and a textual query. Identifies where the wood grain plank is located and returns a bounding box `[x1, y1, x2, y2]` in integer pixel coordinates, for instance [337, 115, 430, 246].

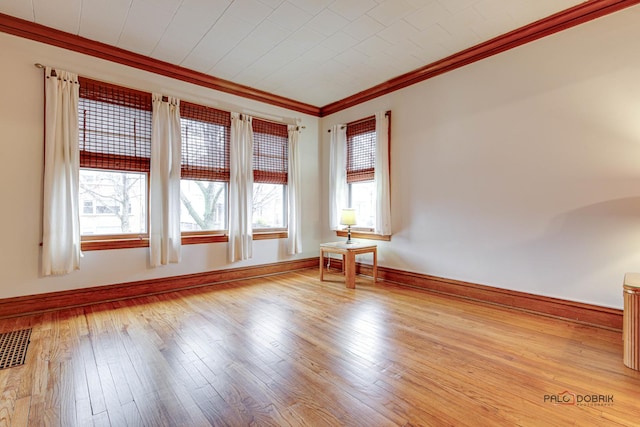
[77, 335, 106, 417]
[120, 401, 144, 427]
[10, 396, 30, 427]
[58, 360, 76, 427]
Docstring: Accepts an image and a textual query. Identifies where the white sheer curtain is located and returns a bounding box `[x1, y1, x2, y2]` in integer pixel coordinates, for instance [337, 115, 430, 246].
[287, 125, 302, 255]
[42, 67, 81, 276]
[229, 113, 254, 262]
[375, 111, 392, 235]
[329, 124, 348, 230]
[150, 94, 182, 267]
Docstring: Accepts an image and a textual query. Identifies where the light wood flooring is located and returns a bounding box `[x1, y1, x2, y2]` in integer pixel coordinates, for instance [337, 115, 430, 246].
[1, 268, 640, 426]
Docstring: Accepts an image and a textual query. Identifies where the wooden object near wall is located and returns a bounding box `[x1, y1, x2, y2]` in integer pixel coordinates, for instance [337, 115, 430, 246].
[623, 273, 640, 370]
[319, 242, 377, 288]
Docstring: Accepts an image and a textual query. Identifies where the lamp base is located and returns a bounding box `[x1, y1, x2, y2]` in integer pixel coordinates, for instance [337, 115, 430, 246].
[346, 226, 353, 244]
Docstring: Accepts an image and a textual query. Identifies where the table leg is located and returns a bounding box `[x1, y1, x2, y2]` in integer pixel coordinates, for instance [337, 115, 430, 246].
[319, 249, 324, 281]
[345, 251, 356, 289]
[373, 248, 378, 283]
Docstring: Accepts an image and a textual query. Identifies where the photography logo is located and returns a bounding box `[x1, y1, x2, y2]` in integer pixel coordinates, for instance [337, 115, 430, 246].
[544, 390, 576, 405]
[544, 390, 613, 407]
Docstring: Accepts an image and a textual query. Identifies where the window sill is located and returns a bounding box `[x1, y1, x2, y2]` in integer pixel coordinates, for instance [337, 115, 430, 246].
[336, 230, 391, 241]
[182, 234, 228, 245]
[254, 230, 288, 240]
[81, 230, 288, 251]
[81, 237, 149, 251]
[186, 231, 287, 243]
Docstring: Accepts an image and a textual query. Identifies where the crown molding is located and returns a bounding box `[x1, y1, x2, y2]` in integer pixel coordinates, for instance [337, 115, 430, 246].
[320, 0, 640, 116]
[2, 0, 638, 118]
[0, 12, 321, 117]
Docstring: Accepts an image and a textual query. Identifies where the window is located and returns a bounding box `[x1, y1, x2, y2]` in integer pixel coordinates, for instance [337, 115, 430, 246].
[349, 181, 376, 229]
[346, 116, 376, 231]
[78, 78, 151, 238]
[332, 111, 391, 241]
[180, 102, 230, 233]
[75, 77, 289, 249]
[252, 119, 288, 229]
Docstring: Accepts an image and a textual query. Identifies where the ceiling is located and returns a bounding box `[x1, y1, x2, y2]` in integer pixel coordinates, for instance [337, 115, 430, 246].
[0, 0, 585, 107]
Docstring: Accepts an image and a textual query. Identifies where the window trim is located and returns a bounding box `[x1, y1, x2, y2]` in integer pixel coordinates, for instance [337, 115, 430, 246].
[254, 230, 289, 240]
[182, 232, 227, 245]
[336, 229, 391, 242]
[81, 235, 149, 251]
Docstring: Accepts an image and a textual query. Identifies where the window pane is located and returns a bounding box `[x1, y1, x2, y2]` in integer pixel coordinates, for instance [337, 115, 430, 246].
[180, 180, 227, 231]
[79, 169, 147, 235]
[253, 183, 286, 228]
[350, 180, 376, 229]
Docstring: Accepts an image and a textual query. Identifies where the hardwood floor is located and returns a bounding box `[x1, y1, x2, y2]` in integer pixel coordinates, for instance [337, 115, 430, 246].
[1, 268, 639, 426]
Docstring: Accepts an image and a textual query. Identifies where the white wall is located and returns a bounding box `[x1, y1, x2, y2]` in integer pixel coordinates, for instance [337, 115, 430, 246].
[4, 7, 640, 309]
[0, 32, 322, 300]
[322, 6, 640, 309]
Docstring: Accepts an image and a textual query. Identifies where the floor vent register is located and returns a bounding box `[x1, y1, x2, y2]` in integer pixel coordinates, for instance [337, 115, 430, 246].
[0, 328, 32, 369]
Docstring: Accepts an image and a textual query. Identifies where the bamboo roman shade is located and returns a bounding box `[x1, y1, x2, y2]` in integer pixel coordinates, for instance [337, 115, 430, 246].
[252, 118, 288, 184]
[180, 101, 231, 182]
[78, 77, 152, 172]
[346, 116, 376, 183]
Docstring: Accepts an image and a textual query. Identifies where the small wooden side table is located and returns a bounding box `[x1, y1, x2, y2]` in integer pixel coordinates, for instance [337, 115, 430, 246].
[319, 242, 377, 289]
[623, 273, 640, 370]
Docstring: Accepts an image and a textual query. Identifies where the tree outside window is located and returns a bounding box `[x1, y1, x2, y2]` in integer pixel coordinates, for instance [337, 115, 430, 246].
[79, 169, 146, 235]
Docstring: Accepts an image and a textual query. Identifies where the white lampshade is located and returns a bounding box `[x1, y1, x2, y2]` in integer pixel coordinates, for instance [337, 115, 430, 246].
[340, 208, 357, 226]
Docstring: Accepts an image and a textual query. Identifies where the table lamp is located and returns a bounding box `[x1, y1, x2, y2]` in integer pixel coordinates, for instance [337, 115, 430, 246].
[340, 208, 357, 244]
